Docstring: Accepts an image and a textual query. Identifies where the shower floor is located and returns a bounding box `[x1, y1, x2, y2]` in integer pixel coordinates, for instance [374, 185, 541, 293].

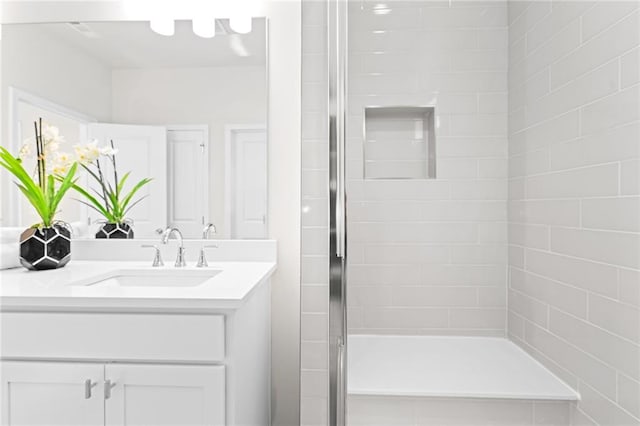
[348, 334, 579, 401]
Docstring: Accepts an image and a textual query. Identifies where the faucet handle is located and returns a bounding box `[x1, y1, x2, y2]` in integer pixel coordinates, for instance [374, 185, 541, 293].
[141, 244, 164, 267]
[196, 245, 218, 268]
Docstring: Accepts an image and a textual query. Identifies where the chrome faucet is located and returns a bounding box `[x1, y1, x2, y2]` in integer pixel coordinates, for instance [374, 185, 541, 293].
[160, 227, 186, 267]
[197, 223, 218, 267]
[202, 223, 217, 239]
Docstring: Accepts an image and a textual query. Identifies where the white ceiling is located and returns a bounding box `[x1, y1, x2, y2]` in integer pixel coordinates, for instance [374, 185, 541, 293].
[25, 19, 267, 69]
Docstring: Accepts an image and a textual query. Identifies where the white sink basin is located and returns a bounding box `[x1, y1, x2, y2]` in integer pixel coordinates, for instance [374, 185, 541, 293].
[75, 269, 221, 288]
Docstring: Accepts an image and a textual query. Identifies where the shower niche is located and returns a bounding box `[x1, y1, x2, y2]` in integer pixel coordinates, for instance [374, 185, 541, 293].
[363, 106, 436, 180]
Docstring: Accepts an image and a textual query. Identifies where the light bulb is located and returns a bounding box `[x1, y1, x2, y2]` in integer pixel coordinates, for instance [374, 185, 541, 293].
[150, 18, 175, 36]
[229, 16, 252, 34]
[193, 17, 216, 38]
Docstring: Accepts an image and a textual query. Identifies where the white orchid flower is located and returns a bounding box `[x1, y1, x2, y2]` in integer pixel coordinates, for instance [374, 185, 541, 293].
[42, 124, 65, 145]
[18, 143, 33, 160]
[99, 145, 119, 156]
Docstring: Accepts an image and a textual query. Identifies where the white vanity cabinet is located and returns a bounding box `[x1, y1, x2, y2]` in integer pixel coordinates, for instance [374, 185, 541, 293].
[0, 278, 271, 426]
[1, 362, 224, 426]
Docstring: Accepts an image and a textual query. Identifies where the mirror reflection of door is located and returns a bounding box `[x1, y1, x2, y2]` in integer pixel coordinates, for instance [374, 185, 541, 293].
[227, 127, 267, 239]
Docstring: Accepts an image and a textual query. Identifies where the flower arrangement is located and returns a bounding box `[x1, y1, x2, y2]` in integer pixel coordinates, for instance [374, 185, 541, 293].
[70, 139, 152, 231]
[0, 119, 78, 228]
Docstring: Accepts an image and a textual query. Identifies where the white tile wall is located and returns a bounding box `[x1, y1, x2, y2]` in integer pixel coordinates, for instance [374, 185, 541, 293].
[507, 2, 640, 425]
[348, 396, 573, 426]
[300, 1, 329, 425]
[347, 0, 509, 336]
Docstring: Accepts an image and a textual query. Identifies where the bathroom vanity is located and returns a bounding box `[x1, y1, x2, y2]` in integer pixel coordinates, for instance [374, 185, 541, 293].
[0, 243, 276, 426]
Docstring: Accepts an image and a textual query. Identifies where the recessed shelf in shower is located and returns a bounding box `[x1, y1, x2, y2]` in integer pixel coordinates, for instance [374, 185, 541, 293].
[363, 106, 436, 180]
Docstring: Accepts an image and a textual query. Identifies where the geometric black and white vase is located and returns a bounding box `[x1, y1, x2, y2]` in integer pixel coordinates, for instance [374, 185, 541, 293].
[95, 222, 134, 239]
[19, 224, 71, 271]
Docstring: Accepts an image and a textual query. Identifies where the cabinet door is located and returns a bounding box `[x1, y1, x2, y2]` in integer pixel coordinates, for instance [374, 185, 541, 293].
[0, 361, 104, 426]
[105, 364, 225, 426]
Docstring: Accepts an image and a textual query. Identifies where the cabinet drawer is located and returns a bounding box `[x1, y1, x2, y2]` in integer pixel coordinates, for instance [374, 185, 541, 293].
[1, 312, 225, 362]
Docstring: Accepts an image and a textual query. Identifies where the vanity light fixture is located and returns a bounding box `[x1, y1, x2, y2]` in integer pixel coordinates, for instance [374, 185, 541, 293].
[150, 18, 175, 36]
[229, 16, 252, 34]
[193, 17, 216, 38]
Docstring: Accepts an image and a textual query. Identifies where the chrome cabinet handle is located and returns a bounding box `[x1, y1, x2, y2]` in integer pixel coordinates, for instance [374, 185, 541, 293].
[104, 379, 116, 399]
[84, 379, 97, 399]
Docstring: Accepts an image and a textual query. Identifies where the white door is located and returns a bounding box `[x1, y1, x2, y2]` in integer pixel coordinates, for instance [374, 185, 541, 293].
[88, 123, 167, 238]
[0, 361, 104, 426]
[105, 364, 225, 426]
[229, 128, 267, 239]
[167, 127, 209, 239]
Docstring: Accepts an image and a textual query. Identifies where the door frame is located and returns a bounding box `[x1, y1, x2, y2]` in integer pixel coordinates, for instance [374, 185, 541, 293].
[166, 124, 210, 235]
[224, 124, 268, 238]
[7, 87, 97, 226]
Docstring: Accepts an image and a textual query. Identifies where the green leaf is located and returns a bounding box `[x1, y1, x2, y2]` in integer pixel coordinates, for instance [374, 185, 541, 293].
[120, 178, 152, 215]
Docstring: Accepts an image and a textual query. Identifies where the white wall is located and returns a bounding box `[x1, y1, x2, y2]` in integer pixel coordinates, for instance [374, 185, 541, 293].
[111, 66, 267, 237]
[507, 2, 640, 425]
[346, 1, 509, 336]
[0, 3, 301, 426]
[0, 23, 112, 225]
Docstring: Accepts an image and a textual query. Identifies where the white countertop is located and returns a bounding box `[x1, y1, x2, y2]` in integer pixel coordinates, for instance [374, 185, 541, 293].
[0, 260, 276, 312]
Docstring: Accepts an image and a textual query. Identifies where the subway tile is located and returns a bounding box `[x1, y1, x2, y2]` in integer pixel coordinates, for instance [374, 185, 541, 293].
[478, 158, 508, 178]
[619, 268, 640, 308]
[348, 396, 415, 426]
[550, 309, 640, 380]
[508, 223, 549, 250]
[451, 244, 507, 264]
[581, 1, 640, 42]
[621, 46, 640, 88]
[349, 286, 393, 308]
[437, 137, 507, 158]
[510, 268, 588, 319]
[549, 122, 640, 171]
[302, 284, 329, 314]
[580, 84, 640, 136]
[588, 293, 640, 343]
[509, 1, 552, 44]
[301, 369, 328, 398]
[478, 93, 508, 114]
[523, 18, 581, 82]
[582, 197, 640, 232]
[349, 264, 422, 286]
[525, 163, 619, 199]
[420, 5, 507, 29]
[301, 313, 328, 342]
[302, 199, 329, 227]
[621, 159, 640, 195]
[509, 109, 579, 156]
[509, 245, 525, 269]
[508, 200, 580, 226]
[617, 373, 640, 419]
[392, 286, 478, 307]
[350, 222, 477, 244]
[526, 58, 619, 127]
[476, 27, 508, 49]
[509, 288, 549, 328]
[449, 308, 505, 329]
[450, 50, 508, 72]
[300, 341, 328, 371]
[508, 310, 525, 339]
[550, 11, 640, 89]
[523, 321, 618, 401]
[551, 227, 640, 269]
[363, 244, 450, 264]
[449, 114, 508, 137]
[525, 1, 593, 53]
[302, 227, 328, 256]
[478, 286, 507, 307]
[301, 255, 329, 284]
[533, 401, 571, 426]
[363, 307, 449, 329]
[578, 381, 640, 426]
[451, 180, 507, 200]
[422, 264, 506, 286]
[525, 249, 618, 298]
[301, 397, 328, 426]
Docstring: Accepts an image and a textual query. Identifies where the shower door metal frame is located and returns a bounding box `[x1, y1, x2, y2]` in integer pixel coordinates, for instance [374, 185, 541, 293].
[328, 0, 348, 425]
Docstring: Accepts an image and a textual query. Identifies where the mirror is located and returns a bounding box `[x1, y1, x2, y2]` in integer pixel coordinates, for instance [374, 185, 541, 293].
[1, 19, 268, 239]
